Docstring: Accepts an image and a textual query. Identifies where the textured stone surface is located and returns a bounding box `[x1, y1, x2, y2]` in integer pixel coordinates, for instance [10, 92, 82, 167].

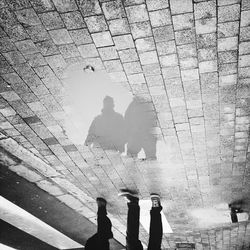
[0, 0, 250, 249]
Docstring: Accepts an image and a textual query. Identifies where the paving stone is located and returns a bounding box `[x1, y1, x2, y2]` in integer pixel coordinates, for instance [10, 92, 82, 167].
[218, 0, 240, 5]
[65, 56, 84, 65]
[45, 54, 66, 77]
[3, 51, 26, 65]
[57, 194, 85, 211]
[146, 0, 168, 11]
[123, 61, 142, 75]
[123, 0, 144, 6]
[58, 44, 80, 59]
[160, 54, 178, 67]
[239, 41, 250, 55]
[24, 53, 47, 67]
[241, 10, 250, 27]
[149, 9, 171, 27]
[169, 0, 193, 14]
[23, 115, 41, 124]
[0, 59, 14, 74]
[1, 91, 21, 102]
[177, 43, 197, 58]
[139, 50, 158, 65]
[218, 21, 239, 38]
[4, 24, 29, 42]
[172, 13, 194, 31]
[181, 68, 199, 81]
[108, 18, 130, 36]
[27, 101, 46, 112]
[239, 54, 250, 67]
[35, 39, 59, 56]
[195, 18, 216, 34]
[162, 66, 180, 79]
[197, 33, 216, 49]
[98, 46, 118, 60]
[1, 73, 24, 87]
[127, 73, 145, 84]
[37, 179, 64, 195]
[49, 28, 72, 45]
[218, 51, 238, 64]
[218, 37, 238, 51]
[130, 21, 152, 39]
[142, 63, 161, 76]
[25, 25, 50, 42]
[69, 29, 92, 45]
[84, 15, 108, 33]
[63, 144, 78, 152]
[15, 40, 39, 55]
[167, 84, 185, 99]
[30, 0, 55, 12]
[135, 37, 155, 52]
[219, 74, 237, 86]
[39, 11, 64, 30]
[180, 57, 198, 69]
[242, 0, 250, 10]
[218, 4, 240, 22]
[153, 26, 174, 42]
[0, 7, 18, 28]
[198, 47, 217, 61]
[0, 37, 15, 52]
[239, 67, 250, 78]
[199, 60, 217, 73]
[61, 11, 86, 29]
[15, 8, 41, 26]
[130, 83, 148, 94]
[7, 0, 31, 10]
[52, 0, 77, 12]
[145, 74, 164, 86]
[156, 40, 176, 55]
[77, 43, 98, 58]
[104, 59, 123, 72]
[91, 31, 113, 47]
[118, 48, 139, 62]
[113, 34, 134, 50]
[175, 29, 196, 45]
[218, 63, 237, 76]
[240, 26, 250, 41]
[77, 0, 102, 17]
[194, 0, 216, 19]
[183, 80, 201, 99]
[126, 4, 149, 23]
[102, 0, 125, 20]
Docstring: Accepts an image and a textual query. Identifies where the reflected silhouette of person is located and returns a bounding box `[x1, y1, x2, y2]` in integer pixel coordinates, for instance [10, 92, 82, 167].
[118, 190, 163, 250]
[85, 96, 126, 152]
[85, 197, 113, 250]
[124, 97, 157, 159]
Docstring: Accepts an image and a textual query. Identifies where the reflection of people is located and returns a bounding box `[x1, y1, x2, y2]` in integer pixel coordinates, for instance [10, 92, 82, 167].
[124, 97, 157, 159]
[119, 189, 163, 250]
[85, 96, 126, 152]
[85, 198, 113, 250]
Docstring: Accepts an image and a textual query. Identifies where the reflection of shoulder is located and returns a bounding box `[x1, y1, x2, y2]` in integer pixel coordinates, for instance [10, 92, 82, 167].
[114, 112, 124, 120]
[92, 114, 102, 122]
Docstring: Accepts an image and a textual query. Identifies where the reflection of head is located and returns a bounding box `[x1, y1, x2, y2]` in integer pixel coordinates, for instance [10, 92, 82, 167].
[103, 96, 114, 110]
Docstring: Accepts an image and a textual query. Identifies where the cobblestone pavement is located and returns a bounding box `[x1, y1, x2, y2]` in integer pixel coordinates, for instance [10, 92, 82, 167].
[0, 0, 250, 249]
